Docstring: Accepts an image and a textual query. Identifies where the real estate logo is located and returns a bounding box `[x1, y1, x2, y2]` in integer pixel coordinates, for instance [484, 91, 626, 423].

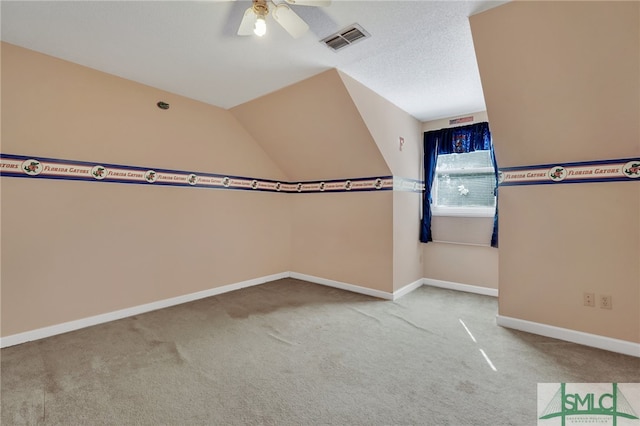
[538, 383, 640, 426]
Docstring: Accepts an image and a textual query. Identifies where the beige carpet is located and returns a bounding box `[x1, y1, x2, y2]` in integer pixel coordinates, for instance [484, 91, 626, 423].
[2, 278, 639, 425]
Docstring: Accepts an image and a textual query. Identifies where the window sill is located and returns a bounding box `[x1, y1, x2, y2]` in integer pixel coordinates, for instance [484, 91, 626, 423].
[431, 206, 495, 218]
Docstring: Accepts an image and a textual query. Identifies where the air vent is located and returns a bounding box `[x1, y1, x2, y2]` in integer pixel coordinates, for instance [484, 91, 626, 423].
[321, 24, 370, 52]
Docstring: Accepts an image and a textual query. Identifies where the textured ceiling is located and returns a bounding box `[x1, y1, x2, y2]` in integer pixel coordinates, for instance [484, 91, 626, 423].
[1, 0, 507, 122]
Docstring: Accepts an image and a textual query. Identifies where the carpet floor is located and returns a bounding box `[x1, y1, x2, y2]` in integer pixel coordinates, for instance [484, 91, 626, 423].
[2, 278, 639, 425]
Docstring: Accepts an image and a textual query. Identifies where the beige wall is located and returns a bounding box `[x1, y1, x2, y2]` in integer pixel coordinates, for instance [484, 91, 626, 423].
[421, 111, 499, 289]
[0, 42, 3, 329]
[392, 191, 423, 290]
[339, 71, 422, 179]
[339, 71, 423, 291]
[1, 44, 402, 338]
[230, 69, 390, 182]
[233, 69, 397, 292]
[290, 192, 393, 292]
[2, 44, 284, 179]
[424, 243, 498, 289]
[471, 1, 640, 342]
[499, 183, 639, 341]
[1, 43, 291, 336]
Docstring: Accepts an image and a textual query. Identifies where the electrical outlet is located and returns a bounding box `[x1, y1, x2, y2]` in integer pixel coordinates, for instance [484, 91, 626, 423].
[583, 292, 595, 307]
[600, 295, 612, 309]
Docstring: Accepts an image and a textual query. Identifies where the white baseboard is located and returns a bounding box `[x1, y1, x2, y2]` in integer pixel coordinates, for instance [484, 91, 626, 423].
[0, 274, 493, 348]
[0, 272, 288, 349]
[289, 272, 394, 300]
[496, 315, 640, 358]
[288, 273, 424, 301]
[15, 273, 635, 358]
[423, 278, 499, 297]
[393, 279, 424, 300]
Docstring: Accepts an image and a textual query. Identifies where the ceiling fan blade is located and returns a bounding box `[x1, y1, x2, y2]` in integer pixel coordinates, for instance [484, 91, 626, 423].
[237, 7, 257, 36]
[284, 0, 332, 6]
[272, 4, 309, 38]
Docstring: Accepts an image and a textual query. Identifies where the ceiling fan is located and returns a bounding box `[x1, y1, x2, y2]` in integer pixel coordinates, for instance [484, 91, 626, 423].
[237, 0, 331, 39]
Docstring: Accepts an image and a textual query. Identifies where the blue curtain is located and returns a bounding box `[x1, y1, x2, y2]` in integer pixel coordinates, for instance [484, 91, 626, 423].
[420, 121, 498, 247]
[420, 132, 439, 242]
[436, 122, 491, 155]
[490, 143, 499, 248]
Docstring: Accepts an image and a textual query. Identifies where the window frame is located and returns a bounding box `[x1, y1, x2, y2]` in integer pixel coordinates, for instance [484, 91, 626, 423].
[431, 155, 496, 218]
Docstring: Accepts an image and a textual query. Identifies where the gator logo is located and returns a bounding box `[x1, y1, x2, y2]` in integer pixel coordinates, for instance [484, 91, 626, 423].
[91, 166, 107, 180]
[623, 161, 640, 178]
[548, 166, 567, 182]
[22, 159, 42, 176]
[144, 170, 158, 183]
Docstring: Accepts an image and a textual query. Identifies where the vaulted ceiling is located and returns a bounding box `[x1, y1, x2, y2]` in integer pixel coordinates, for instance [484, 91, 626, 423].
[1, 0, 507, 122]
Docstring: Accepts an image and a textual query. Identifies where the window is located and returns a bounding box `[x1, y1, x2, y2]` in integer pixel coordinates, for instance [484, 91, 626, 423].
[432, 150, 496, 217]
[420, 121, 498, 247]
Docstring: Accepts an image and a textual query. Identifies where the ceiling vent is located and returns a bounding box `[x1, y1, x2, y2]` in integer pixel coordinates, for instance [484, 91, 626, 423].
[321, 24, 370, 52]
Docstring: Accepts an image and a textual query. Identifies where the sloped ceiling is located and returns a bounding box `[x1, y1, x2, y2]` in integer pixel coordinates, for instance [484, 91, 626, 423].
[231, 69, 390, 181]
[1, 0, 507, 122]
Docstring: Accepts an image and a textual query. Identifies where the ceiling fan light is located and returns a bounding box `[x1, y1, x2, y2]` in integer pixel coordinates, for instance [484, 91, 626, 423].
[254, 15, 267, 37]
